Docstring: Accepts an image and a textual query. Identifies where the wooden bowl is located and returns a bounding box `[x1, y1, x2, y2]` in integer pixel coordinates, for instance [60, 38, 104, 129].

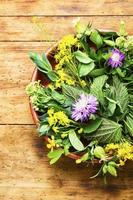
[30, 30, 115, 161]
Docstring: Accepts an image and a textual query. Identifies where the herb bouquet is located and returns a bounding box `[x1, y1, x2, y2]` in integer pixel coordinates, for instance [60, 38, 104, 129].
[26, 21, 133, 178]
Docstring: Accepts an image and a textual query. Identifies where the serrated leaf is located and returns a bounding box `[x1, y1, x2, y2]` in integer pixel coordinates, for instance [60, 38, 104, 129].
[90, 30, 103, 48]
[89, 118, 122, 144]
[69, 130, 84, 151]
[74, 50, 93, 64]
[90, 75, 108, 105]
[113, 76, 129, 114]
[78, 62, 95, 77]
[125, 114, 133, 136]
[83, 118, 103, 134]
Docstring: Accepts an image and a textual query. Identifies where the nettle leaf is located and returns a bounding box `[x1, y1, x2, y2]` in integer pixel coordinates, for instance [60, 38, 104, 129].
[113, 76, 129, 114]
[74, 50, 93, 64]
[69, 130, 84, 151]
[90, 75, 108, 105]
[89, 118, 122, 144]
[125, 114, 133, 137]
[78, 62, 95, 77]
[47, 149, 64, 165]
[90, 30, 103, 48]
[83, 118, 103, 134]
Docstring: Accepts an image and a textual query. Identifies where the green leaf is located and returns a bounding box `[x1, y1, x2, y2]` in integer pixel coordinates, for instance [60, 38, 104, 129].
[90, 75, 108, 105]
[47, 149, 64, 164]
[62, 84, 83, 101]
[29, 52, 52, 73]
[90, 30, 103, 48]
[94, 146, 106, 159]
[39, 124, 50, 136]
[78, 62, 95, 77]
[118, 21, 127, 36]
[83, 118, 103, 134]
[51, 90, 66, 104]
[89, 118, 122, 144]
[125, 114, 133, 136]
[89, 68, 106, 77]
[113, 76, 129, 114]
[74, 50, 93, 64]
[104, 39, 115, 46]
[47, 71, 58, 81]
[106, 97, 117, 116]
[107, 165, 117, 177]
[69, 130, 84, 151]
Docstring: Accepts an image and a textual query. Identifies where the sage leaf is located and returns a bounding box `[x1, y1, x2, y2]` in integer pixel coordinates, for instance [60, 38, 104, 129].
[69, 130, 84, 151]
[74, 50, 93, 64]
[78, 62, 95, 77]
[90, 30, 103, 48]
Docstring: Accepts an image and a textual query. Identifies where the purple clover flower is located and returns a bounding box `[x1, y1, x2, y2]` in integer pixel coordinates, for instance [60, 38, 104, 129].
[108, 49, 125, 68]
[72, 94, 98, 122]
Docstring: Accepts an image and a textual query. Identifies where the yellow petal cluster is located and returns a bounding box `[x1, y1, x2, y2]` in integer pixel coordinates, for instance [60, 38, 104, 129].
[55, 69, 75, 88]
[55, 34, 78, 70]
[105, 142, 133, 166]
[47, 108, 70, 128]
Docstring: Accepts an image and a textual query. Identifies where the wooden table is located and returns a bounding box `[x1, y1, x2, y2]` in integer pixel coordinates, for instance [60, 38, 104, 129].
[0, 1, 133, 199]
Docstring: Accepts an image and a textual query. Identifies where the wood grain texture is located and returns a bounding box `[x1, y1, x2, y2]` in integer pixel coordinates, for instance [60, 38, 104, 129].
[0, 42, 55, 124]
[0, 125, 133, 200]
[0, 16, 132, 41]
[0, 0, 132, 16]
[0, 0, 133, 199]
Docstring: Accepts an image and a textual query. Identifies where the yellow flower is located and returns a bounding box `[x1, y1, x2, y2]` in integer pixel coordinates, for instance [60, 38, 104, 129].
[55, 34, 78, 70]
[47, 136, 56, 150]
[55, 69, 75, 88]
[52, 126, 59, 133]
[47, 109, 70, 128]
[105, 142, 133, 164]
[78, 128, 83, 134]
[80, 80, 86, 87]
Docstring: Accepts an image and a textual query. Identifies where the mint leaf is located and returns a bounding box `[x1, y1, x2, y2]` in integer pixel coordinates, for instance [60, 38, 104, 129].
[69, 130, 84, 151]
[74, 50, 93, 64]
[90, 75, 108, 105]
[89, 118, 122, 144]
[94, 146, 106, 159]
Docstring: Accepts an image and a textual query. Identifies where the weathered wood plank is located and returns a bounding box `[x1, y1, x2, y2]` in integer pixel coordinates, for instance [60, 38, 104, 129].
[0, 16, 132, 41]
[0, 0, 132, 16]
[0, 42, 55, 124]
[0, 125, 133, 200]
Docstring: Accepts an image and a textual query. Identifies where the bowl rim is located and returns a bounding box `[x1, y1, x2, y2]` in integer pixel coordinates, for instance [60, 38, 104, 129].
[29, 29, 116, 162]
